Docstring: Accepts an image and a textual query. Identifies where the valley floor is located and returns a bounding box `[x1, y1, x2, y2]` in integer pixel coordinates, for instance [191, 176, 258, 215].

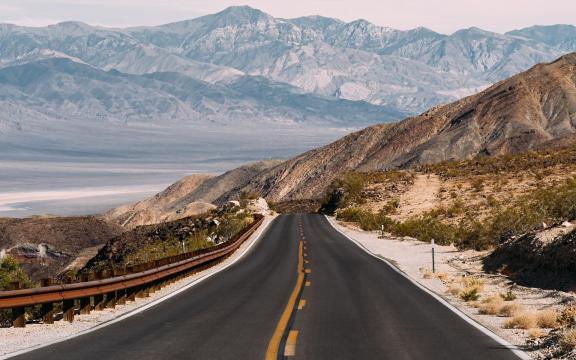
[329, 217, 575, 360]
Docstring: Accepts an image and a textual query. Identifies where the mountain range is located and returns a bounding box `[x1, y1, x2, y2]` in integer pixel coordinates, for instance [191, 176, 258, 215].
[0, 8, 575, 134]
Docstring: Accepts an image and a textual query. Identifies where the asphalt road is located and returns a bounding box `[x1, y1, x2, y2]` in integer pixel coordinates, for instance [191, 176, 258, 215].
[13, 214, 523, 360]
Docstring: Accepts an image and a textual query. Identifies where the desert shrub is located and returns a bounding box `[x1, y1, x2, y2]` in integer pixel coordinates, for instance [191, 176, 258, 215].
[471, 178, 485, 192]
[238, 190, 259, 201]
[335, 207, 393, 231]
[392, 214, 463, 245]
[527, 328, 545, 339]
[504, 312, 537, 329]
[447, 283, 463, 296]
[478, 296, 505, 315]
[435, 272, 449, 282]
[0, 256, 32, 290]
[500, 290, 517, 301]
[499, 303, 525, 317]
[560, 328, 576, 351]
[559, 305, 576, 327]
[460, 287, 481, 302]
[320, 170, 413, 215]
[536, 309, 559, 329]
[381, 199, 400, 215]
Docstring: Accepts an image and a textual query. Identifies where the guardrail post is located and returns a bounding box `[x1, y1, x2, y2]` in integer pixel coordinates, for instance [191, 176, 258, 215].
[78, 274, 92, 315]
[62, 277, 75, 323]
[115, 269, 127, 306]
[93, 271, 105, 311]
[40, 279, 55, 323]
[9, 281, 26, 328]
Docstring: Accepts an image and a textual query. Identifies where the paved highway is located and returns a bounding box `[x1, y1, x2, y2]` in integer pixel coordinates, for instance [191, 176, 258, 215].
[13, 214, 523, 360]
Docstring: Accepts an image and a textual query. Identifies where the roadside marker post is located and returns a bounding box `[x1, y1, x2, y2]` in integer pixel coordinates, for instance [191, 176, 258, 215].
[431, 238, 435, 273]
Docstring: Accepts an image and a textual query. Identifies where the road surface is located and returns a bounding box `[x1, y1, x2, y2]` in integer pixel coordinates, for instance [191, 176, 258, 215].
[13, 214, 523, 360]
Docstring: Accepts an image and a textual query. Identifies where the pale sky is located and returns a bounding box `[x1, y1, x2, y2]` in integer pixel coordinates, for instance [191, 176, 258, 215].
[0, 0, 575, 34]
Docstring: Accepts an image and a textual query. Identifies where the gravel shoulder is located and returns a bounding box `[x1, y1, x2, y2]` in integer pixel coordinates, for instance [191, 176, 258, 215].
[0, 215, 276, 358]
[328, 217, 575, 360]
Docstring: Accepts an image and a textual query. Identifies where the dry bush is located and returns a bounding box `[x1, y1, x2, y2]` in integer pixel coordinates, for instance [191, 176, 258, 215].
[499, 303, 525, 317]
[527, 328, 544, 339]
[421, 268, 433, 279]
[504, 312, 537, 329]
[460, 287, 481, 302]
[478, 296, 504, 315]
[559, 305, 576, 327]
[500, 290, 517, 301]
[461, 277, 485, 290]
[458, 276, 485, 302]
[560, 328, 576, 351]
[447, 283, 463, 296]
[536, 309, 559, 329]
[436, 272, 449, 282]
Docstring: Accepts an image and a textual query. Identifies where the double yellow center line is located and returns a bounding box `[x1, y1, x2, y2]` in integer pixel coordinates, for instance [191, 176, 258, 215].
[265, 239, 306, 360]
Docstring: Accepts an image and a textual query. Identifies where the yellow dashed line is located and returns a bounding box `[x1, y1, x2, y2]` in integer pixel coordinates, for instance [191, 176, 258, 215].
[305, 281, 311, 287]
[305, 269, 311, 274]
[265, 241, 305, 360]
[284, 330, 299, 357]
[298, 299, 306, 310]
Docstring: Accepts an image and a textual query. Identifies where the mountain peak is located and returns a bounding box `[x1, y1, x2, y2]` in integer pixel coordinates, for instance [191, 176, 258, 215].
[214, 5, 272, 20]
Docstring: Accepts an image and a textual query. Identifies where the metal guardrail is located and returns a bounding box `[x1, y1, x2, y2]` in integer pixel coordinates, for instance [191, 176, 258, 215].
[0, 214, 264, 327]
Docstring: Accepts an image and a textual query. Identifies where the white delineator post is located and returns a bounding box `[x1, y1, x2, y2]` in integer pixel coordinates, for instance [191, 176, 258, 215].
[431, 238, 435, 273]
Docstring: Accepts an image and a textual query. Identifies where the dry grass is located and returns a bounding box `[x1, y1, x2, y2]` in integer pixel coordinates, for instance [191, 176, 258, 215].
[447, 283, 463, 296]
[559, 305, 576, 326]
[560, 328, 576, 351]
[461, 277, 485, 290]
[499, 303, 525, 317]
[421, 268, 433, 279]
[478, 296, 505, 315]
[458, 277, 484, 302]
[536, 309, 559, 329]
[504, 312, 537, 329]
[527, 328, 545, 339]
[435, 272, 449, 282]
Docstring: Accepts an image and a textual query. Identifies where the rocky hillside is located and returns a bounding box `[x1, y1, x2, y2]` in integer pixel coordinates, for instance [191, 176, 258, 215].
[104, 161, 280, 228]
[233, 53, 576, 202]
[104, 53, 576, 220]
[484, 226, 576, 291]
[0, 216, 123, 280]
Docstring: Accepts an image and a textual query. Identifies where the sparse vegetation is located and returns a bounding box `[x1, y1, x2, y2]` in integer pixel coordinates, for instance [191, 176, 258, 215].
[560, 328, 576, 351]
[0, 256, 32, 290]
[460, 287, 481, 302]
[527, 328, 545, 339]
[419, 146, 576, 179]
[499, 303, 525, 317]
[478, 296, 504, 315]
[536, 309, 559, 329]
[504, 312, 537, 329]
[500, 290, 517, 301]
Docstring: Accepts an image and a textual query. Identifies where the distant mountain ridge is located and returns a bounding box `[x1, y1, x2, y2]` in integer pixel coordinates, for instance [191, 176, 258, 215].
[0, 6, 574, 117]
[0, 6, 575, 167]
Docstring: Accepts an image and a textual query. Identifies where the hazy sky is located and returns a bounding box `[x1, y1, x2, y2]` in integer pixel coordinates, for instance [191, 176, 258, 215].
[0, 0, 575, 34]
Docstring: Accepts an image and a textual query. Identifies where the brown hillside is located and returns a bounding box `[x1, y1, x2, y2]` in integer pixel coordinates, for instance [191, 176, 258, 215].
[236, 53, 576, 202]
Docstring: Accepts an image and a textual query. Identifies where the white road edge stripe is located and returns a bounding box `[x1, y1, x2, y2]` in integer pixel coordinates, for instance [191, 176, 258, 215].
[325, 215, 531, 360]
[1, 215, 277, 360]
